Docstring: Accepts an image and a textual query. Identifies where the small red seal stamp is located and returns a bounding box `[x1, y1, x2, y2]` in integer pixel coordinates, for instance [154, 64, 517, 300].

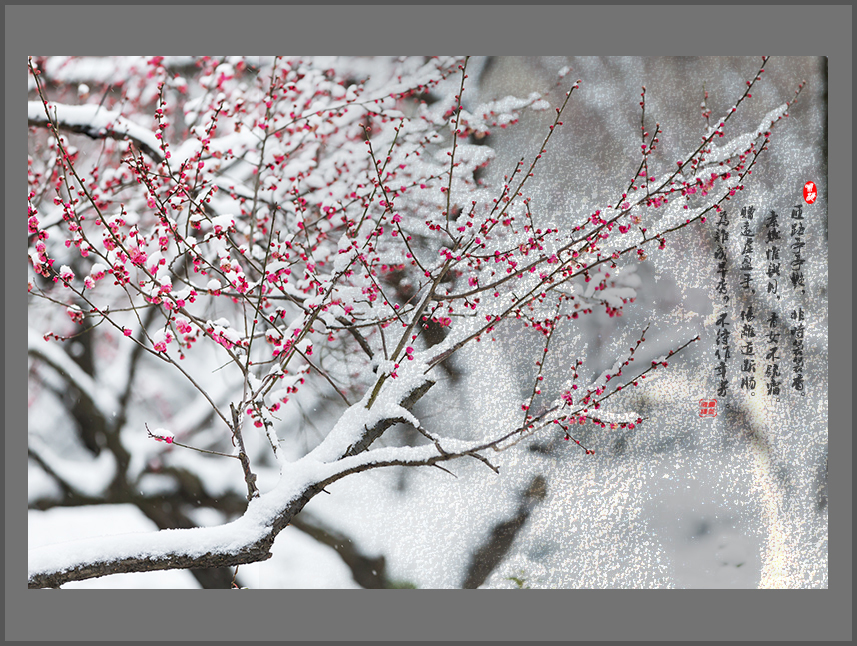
[699, 399, 717, 417]
[803, 181, 817, 205]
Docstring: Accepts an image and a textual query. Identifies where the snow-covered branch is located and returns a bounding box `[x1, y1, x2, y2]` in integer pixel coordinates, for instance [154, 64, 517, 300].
[28, 100, 165, 162]
[28, 327, 120, 417]
[27, 56, 806, 588]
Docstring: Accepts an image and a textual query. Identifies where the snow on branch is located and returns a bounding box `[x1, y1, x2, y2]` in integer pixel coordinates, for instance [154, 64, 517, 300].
[28, 327, 120, 417]
[28, 434, 117, 498]
[28, 507, 274, 588]
[28, 401, 455, 588]
[699, 103, 789, 169]
[28, 100, 165, 162]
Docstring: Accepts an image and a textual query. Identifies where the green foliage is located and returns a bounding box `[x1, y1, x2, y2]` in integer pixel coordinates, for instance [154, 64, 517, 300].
[505, 570, 531, 589]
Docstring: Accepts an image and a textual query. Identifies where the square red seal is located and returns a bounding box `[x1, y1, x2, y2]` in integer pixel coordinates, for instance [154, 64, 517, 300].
[699, 399, 717, 417]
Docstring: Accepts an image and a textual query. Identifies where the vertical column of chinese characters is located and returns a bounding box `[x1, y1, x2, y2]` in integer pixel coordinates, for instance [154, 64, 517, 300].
[714, 209, 731, 398]
[763, 210, 783, 399]
[790, 308, 805, 393]
[738, 206, 757, 394]
[789, 205, 806, 394]
[789, 204, 807, 293]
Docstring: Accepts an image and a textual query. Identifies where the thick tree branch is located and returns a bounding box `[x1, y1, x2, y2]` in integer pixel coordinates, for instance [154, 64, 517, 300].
[462, 474, 548, 589]
[28, 328, 120, 418]
[28, 379, 437, 588]
[343, 379, 435, 457]
[28, 100, 165, 163]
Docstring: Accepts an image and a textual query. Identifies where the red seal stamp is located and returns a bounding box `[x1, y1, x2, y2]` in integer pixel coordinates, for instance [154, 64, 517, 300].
[699, 399, 717, 417]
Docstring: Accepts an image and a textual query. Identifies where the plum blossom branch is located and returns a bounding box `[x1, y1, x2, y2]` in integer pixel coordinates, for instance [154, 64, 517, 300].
[27, 55, 803, 588]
